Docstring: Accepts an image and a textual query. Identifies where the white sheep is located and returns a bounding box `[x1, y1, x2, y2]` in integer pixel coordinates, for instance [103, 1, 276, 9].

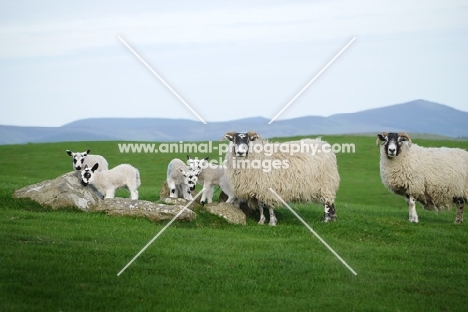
[81, 163, 140, 200]
[377, 132, 468, 223]
[166, 158, 198, 201]
[187, 156, 237, 205]
[223, 131, 340, 225]
[66, 149, 108, 172]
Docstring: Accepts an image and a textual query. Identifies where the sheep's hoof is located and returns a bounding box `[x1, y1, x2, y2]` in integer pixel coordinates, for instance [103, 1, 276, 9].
[454, 218, 463, 224]
[409, 215, 419, 223]
[200, 200, 206, 206]
[258, 216, 266, 225]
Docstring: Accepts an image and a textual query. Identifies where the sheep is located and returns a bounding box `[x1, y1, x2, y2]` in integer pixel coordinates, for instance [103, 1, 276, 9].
[66, 149, 108, 172]
[80, 163, 140, 200]
[222, 131, 340, 225]
[187, 155, 209, 171]
[166, 158, 199, 201]
[187, 156, 237, 205]
[376, 132, 468, 223]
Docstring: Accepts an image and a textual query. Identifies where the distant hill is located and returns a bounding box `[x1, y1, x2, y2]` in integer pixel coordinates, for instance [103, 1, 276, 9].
[1, 99, 467, 144]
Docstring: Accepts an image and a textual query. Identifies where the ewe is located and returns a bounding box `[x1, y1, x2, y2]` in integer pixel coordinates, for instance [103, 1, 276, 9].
[222, 131, 340, 225]
[377, 132, 468, 223]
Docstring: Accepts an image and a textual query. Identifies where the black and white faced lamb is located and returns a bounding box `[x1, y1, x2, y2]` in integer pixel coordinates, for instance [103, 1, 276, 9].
[166, 158, 199, 201]
[187, 156, 237, 205]
[66, 149, 109, 171]
[377, 132, 468, 223]
[81, 163, 140, 200]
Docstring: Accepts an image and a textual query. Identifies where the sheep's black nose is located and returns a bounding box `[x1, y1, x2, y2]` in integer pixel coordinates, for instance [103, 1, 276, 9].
[388, 148, 395, 153]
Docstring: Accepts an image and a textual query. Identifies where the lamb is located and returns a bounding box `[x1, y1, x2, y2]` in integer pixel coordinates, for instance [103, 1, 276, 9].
[66, 149, 108, 172]
[222, 131, 340, 225]
[187, 156, 237, 205]
[377, 132, 468, 223]
[166, 158, 199, 201]
[187, 155, 209, 171]
[81, 163, 140, 200]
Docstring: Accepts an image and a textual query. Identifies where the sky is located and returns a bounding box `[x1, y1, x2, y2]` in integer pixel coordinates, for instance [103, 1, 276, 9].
[0, 0, 467, 127]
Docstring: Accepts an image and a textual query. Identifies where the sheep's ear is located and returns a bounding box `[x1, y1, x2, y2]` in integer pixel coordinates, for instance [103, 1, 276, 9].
[84, 149, 90, 156]
[376, 133, 387, 146]
[179, 168, 187, 176]
[83, 164, 89, 170]
[66, 150, 73, 156]
[222, 131, 236, 141]
[248, 131, 261, 141]
[91, 163, 99, 172]
[203, 156, 209, 161]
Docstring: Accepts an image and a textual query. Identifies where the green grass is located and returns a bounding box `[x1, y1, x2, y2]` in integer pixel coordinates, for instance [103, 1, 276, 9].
[1, 136, 468, 311]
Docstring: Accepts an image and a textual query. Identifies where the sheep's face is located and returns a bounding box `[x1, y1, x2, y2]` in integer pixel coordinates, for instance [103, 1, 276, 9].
[180, 168, 199, 191]
[187, 155, 209, 171]
[66, 149, 91, 171]
[223, 132, 261, 158]
[377, 132, 411, 158]
[80, 163, 99, 186]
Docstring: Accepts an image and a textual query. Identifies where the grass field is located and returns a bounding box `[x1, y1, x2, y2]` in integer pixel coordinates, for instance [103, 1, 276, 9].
[1, 136, 468, 311]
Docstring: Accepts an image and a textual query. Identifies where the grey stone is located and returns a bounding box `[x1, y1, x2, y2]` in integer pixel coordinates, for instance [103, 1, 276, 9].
[13, 172, 196, 222]
[93, 198, 196, 222]
[204, 202, 247, 225]
[13, 171, 101, 210]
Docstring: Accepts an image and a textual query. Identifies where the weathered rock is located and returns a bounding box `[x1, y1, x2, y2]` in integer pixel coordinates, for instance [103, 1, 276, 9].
[13, 172, 196, 222]
[159, 181, 170, 199]
[13, 171, 101, 210]
[204, 202, 247, 225]
[93, 198, 196, 222]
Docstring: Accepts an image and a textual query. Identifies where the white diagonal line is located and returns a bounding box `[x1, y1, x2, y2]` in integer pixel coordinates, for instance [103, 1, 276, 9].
[268, 37, 356, 124]
[117, 189, 205, 276]
[268, 188, 357, 275]
[118, 36, 207, 124]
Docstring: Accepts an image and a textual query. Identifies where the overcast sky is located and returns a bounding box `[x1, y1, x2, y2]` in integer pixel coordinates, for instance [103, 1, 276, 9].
[1, 0, 467, 127]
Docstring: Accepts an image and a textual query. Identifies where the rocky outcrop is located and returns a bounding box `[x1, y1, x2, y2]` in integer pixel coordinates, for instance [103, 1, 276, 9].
[13, 172, 101, 210]
[13, 172, 196, 222]
[92, 198, 196, 222]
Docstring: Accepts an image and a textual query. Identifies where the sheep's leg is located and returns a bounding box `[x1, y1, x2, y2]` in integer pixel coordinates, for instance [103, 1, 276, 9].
[258, 204, 266, 225]
[200, 182, 211, 205]
[105, 189, 115, 199]
[130, 188, 139, 200]
[268, 206, 277, 226]
[182, 185, 193, 201]
[323, 202, 337, 222]
[405, 195, 418, 223]
[168, 181, 177, 198]
[206, 186, 214, 204]
[455, 198, 464, 224]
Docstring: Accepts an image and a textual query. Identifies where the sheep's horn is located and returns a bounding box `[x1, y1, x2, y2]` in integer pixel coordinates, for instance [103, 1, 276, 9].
[376, 132, 388, 146]
[398, 132, 412, 146]
[247, 131, 261, 141]
[221, 131, 236, 141]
